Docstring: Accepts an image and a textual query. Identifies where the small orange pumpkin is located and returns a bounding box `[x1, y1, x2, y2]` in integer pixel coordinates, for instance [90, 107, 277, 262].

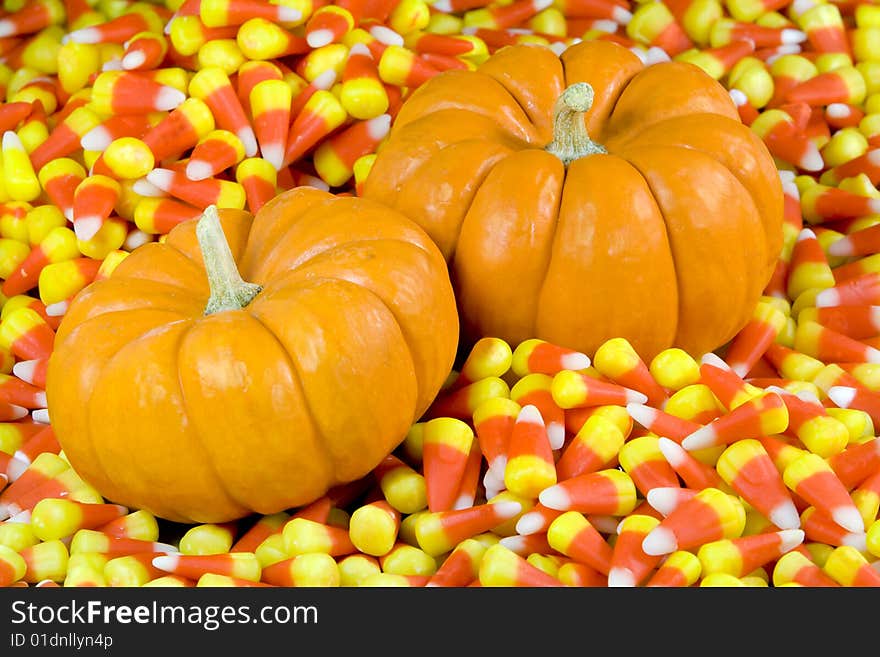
[362, 40, 784, 360]
[46, 189, 459, 523]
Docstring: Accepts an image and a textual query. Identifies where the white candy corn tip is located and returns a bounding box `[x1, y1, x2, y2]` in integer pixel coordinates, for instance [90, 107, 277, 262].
[515, 511, 545, 536]
[370, 25, 404, 46]
[66, 26, 102, 44]
[367, 115, 392, 142]
[657, 437, 686, 467]
[498, 535, 529, 554]
[7, 509, 31, 524]
[537, 484, 570, 511]
[492, 501, 523, 519]
[607, 566, 637, 588]
[869, 149, 880, 165]
[152, 555, 179, 572]
[866, 347, 880, 365]
[259, 144, 284, 172]
[101, 59, 123, 71]
[121, 50, 147, 70]
[825, 103, 850, 119]
[646, 487, 684, 516]
[777, 529, 805, 553]
[6, 404, 28, 421]
[0, 20, 15, 38]
[5, 455, 28, 481]
[12, 360, 37, 385]
[778, 169, 796, 184]
[827, 386, 857, 409]
[729, 88, 748, 107]
[548, 422, 565, 450]
[125, 230, 152, 251]
[645, 46, 671, 65]
[769, 502, 801, 531]
[700, 351, 730, 370]
[681, 425, 716, 451]
[827, 237, 853, 257]
[238, 126, 259, 158]
[276, 6, 303, 22]
[80, 126, 112, 151]
[452, 493, 475, 510]
[45, 300, 70, 317]
[843, 532, 868, 553]
[31, 408, 50, 424]
[782, 29, 807, 44]
[146, 168, 175, 191]
[534, 0, 554, 10]
[154, 86, 186, 112]
[549, 42, 569, 57]
[185, 160, 213, 182]
[560, 352, 591, 371]
[2, 130, 24, 151]
[34, 391, 47, 408]
[832, 506, 865, 534]
[518, 404, 545, 426]
[348, 42, 371, 58]
[796, 227, 816, 242]
[814, 287, 840, 307]
[626, 402, 657, 429]
[799, 144, 824, 172]
[642, 526, 677, 556]
[432, 0, 453, 11]
[307, 29, 334, 49]
[612, 6, 632, 23]
[730, 363, 750, 379]
[73, 216, 103, 242]
[313, 69, 338, 90]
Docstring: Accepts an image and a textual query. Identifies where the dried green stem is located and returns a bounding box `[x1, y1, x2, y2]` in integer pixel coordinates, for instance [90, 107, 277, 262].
[196, 205, 261, 315]
[545, 82, 606, 165]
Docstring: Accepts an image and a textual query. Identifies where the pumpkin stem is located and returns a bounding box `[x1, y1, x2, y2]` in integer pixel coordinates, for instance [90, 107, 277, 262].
[545, 82, 606, 165]
[196, 205, 262, 315]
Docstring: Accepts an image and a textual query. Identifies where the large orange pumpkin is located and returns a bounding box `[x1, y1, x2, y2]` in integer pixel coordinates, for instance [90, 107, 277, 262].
[362, 40, 784, 360]
[46, 189, 459, 523]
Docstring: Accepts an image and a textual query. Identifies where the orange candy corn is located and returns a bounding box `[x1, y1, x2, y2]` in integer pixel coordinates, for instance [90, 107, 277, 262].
[91, 70, 185, 115]
[283, 89, 348, 167]
[593, 337, 667, 407]
[478, 543, 561, 587]
[555, 413, 625, 481]
[539, 469, 637, 516]
[681, 391, 789, 451]
[473, 396, 519, 488]
[510, 374, 566, 450]
[607, 514, 662, 587]
[723, 301, 788, 378]
[427, 538, 487, 587]
[657, 437, 728, 491]
[152, 552, 261, 582]
[773, 550, 840, 587]
[415, 501, 522, 556]
[72, 175, 120, 242]
[783, 452, 864, 533]
[30, 498, 127, 541]
[645, 550, 702, 587]
[185, 129, 246, 181]
[547, 511, 613, 574]
[698, 351, 763, 410]
[716, 439, 801, 530]
[511, 338, 591, 378]
[641, 488, 746, 556]
[422, 417, 474, 512]
[827, 438, 880, 490]
[189, 67, 257, 158]
[504, 404, 557, 499]
[698, 529, 805, 578]
[618, 435, 681, 497]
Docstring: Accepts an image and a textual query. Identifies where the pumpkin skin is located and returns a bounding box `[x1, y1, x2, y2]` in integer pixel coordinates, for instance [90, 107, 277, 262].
[362, 40, 784, 361]
[45, 189, 459, 523]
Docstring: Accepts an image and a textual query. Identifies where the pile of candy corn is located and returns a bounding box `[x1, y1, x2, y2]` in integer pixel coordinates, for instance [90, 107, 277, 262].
[0, 0, 879, 586]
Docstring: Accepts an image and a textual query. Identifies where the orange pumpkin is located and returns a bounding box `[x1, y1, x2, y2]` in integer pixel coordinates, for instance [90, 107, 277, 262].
[362, 40, 784, 361]
[46, 189, 459, 523]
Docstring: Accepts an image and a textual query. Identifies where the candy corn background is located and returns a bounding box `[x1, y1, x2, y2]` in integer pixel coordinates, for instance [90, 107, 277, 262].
[0, 0, 879, 588]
